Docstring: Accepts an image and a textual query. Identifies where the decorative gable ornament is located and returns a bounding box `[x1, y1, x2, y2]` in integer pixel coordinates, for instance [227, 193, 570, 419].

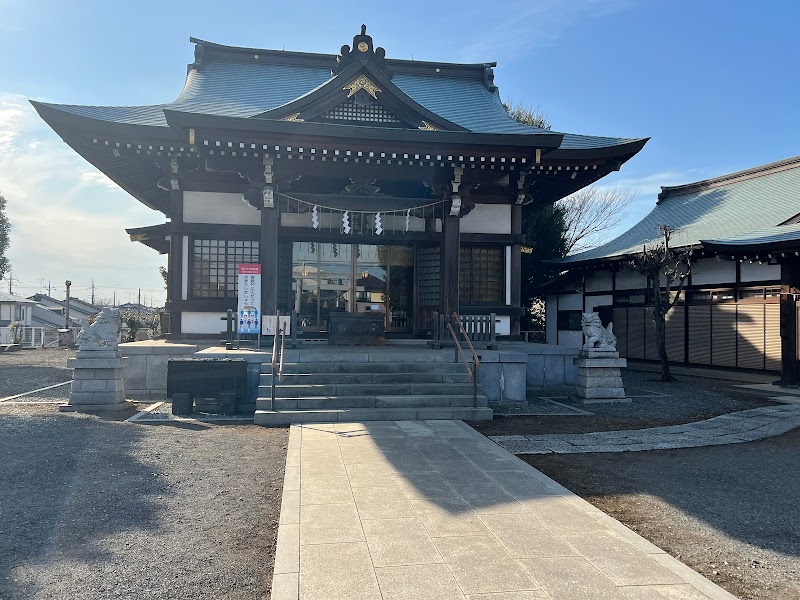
[343, 75, 381, 100]
[334, 24, 387, 75]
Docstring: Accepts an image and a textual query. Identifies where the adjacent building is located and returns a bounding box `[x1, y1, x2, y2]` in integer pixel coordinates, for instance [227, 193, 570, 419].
[547, 156, 800, 380]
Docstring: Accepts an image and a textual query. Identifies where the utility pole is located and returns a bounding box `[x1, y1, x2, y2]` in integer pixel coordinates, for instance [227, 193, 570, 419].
[7, 269, 12, 294]
[48, 281, 51, 296]
[65, 280, 72, 328]
[90, 279, 96, 305]
[113, 290, 116, 307]
[138, 288, 141, 309]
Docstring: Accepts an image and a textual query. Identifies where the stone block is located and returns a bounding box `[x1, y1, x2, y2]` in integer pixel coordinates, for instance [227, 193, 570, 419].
[123, 354, 147, 391]
[76, 350, 121, 360]
[78, 379, 111, 392]
[577, 366, 622, 378]
[575, 386, 626, 399]
[72, 369, 97, 380]
[543, 354, 566, 386]
[145, 353, 170, 392]
[579, 349, 620, 359]
[574, 357, 627, 368]
[526, 355, 545, 387]
[67, 357, 128, 370]
[577, 375, 624, 388]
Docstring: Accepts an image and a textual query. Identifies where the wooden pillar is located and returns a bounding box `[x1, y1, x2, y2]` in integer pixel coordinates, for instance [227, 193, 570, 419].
[167, 185, 183, 336]
[261, 202, 279, 316]
[780, 259, 800, 385]
[510, 204, 522, 335]
[261, 157, 279, 316]
[441, 213, 460, 317]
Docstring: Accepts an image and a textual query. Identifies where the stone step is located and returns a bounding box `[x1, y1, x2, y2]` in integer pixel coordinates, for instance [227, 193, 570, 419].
[257, 394, 488, 411]
[260, 361, 468, 375]
[253, 406, 494, 426]
[259, 372, 471, 385]
[258, 382, 478, 397]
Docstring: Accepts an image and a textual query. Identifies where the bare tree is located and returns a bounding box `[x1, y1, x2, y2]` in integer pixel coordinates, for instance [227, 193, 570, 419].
[502, 100, 551, 130]
[559, 187, 637, 254]
[629, 225, 691, 382]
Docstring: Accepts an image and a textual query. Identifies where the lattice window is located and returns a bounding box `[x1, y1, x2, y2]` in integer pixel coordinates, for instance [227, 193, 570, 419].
[320, 96, 401, 124]
[192, 239, 259, 298]
[417, 246, 440, 306]
[460, 246, 504, 304]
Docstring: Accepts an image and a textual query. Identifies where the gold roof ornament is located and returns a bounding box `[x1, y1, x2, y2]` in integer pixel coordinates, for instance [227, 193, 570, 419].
[281, 112, 304, 122]
[343, 75, 381, 100]
[418, 120, 440, 131]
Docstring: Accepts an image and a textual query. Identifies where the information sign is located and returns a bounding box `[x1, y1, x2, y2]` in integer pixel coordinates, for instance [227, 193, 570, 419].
[237, 264, 261, 334]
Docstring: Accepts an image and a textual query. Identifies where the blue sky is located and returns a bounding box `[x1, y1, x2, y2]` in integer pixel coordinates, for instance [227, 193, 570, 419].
[0, 0, 798, 304]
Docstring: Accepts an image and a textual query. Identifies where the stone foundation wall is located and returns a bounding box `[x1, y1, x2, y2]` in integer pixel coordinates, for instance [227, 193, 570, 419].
[121, 341, 200, 395]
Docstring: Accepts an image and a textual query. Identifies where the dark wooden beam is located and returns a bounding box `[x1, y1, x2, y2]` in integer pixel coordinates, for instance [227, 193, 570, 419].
[441, 212, 460, 317]
[510, 204, 522, 335]
[261, 204, 279, 315]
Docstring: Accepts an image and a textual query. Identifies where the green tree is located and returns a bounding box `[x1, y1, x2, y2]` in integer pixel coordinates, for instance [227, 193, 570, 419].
[0, 192, 10, 281]
[520, 202, 568, 329]
[504, 102, 635, 331]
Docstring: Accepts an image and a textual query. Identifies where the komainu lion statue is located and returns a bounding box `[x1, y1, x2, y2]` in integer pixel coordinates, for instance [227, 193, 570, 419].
[76, 307, 121, 351]
[581, 312, 617, 351]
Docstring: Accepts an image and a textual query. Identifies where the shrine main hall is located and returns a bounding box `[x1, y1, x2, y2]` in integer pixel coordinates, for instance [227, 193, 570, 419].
[33, 27, 645, 338]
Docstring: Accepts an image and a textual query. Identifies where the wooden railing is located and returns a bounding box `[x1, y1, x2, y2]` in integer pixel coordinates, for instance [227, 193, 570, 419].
[446, 312, 480, 408]
[431, 311, 498, 349]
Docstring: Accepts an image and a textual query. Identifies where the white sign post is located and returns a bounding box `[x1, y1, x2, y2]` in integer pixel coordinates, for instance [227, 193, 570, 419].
[237, 264, 261, 336]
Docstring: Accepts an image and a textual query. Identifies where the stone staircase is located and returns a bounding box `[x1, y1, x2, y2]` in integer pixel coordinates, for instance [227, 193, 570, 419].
[253, 349, 492, 425]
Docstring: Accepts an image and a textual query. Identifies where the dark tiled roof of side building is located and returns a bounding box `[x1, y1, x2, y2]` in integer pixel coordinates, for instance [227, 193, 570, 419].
[554, 155, 800, 264]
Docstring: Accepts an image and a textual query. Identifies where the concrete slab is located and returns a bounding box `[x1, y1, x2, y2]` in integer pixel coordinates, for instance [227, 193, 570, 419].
[271, 420, 739, 600]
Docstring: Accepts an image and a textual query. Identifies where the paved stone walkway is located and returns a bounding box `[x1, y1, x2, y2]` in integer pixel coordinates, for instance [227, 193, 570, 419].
[272, 419, 736, 599]
[490, 404, 800, 455]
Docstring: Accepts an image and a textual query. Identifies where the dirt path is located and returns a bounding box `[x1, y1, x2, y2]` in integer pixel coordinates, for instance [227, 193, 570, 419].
[524, 429, 800, 600]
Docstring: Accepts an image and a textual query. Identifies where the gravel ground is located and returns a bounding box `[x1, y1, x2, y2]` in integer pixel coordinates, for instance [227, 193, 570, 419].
[0, 348, 289, 600]
[524, 429, 800, 600]
[0, 348, 75, 397]
[471, 369, 778, 436]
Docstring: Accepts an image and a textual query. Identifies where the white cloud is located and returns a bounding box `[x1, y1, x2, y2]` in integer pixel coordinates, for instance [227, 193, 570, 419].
[453, 0, 635, 63]
[0, 93, 166, 303]
[79, 171, 123, 191]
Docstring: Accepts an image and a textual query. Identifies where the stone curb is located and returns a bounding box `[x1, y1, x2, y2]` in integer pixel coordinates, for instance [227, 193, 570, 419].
[490, 405, 800, 454]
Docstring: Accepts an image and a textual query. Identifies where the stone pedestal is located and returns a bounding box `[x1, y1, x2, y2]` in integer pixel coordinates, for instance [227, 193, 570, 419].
[574, 349, 628, 403]
[62, 350, 131, 411]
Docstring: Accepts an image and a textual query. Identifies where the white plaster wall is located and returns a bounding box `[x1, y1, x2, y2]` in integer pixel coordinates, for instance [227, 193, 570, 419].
[545, 295, 557, 344]
[615, 267, 647, 290]
[460, 204, 511, 234]
[585, 294, 613, 313]
[691, 258, 736, 286]
[741, 260, 781, 282]
[183, 191, 260, 225]
[585, 270, 613, 292]
[557, 293, 583, 311]
[495, 315, 510, 336]
[557, 330, 583, 348]
[181, 312, 226, 334]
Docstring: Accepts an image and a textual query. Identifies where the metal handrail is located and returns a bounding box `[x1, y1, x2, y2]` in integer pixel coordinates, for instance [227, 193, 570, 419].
[445, 312, 480, 408]
[452, 312, 480, 370]
[270, 312, 286, 406]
